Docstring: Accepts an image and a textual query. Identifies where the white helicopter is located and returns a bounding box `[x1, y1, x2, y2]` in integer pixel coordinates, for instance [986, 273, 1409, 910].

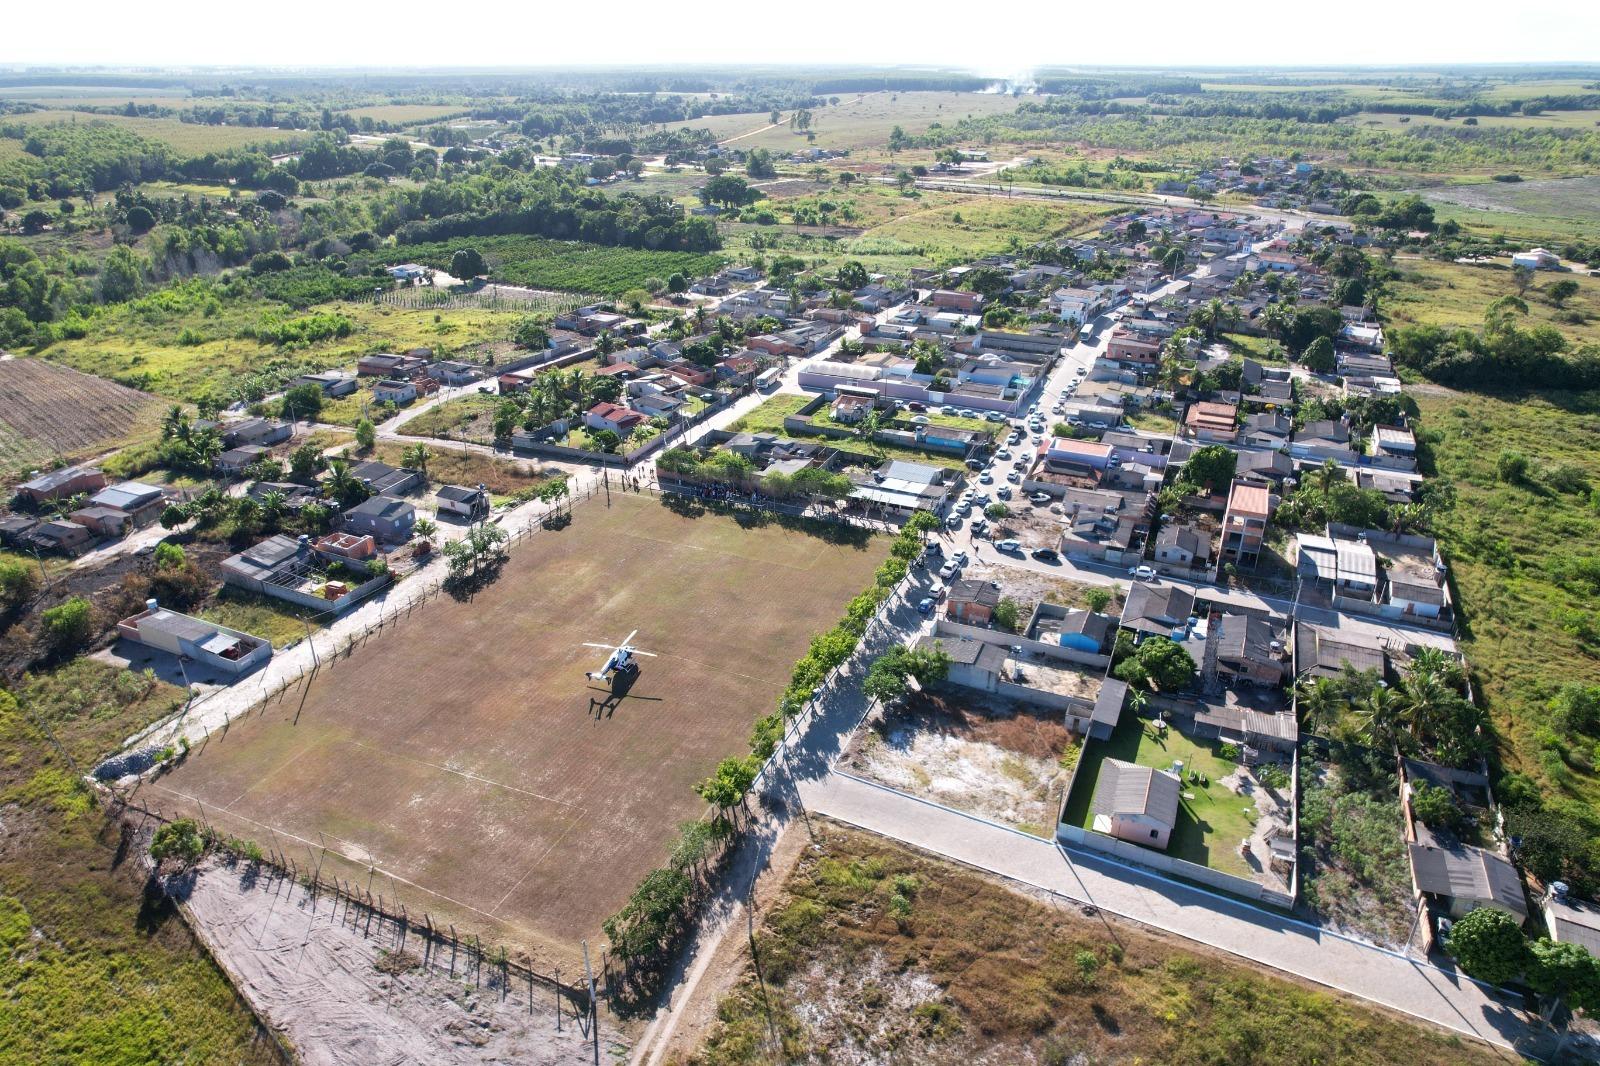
[583, 630, 657, 682]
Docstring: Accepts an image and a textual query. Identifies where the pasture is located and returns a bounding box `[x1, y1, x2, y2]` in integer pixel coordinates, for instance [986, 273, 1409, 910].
[665, 91, 1021, 156]
[0, 358, 167, 480]
[149, 493, 887, 964]
[1, 110, 295, 153]
[1414, 175, 1600, 242]
[1383, 257, 1600, 348]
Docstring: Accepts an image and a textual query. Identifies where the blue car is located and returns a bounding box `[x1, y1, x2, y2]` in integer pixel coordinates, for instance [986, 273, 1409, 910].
[917, 597, 935, 615]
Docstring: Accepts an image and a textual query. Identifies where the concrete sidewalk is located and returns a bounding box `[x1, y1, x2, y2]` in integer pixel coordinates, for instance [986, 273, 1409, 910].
[796, 771, 1546, 1058]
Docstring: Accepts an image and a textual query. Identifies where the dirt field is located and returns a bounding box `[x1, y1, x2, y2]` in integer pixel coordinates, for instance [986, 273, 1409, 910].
[843, 691, 1077, 837]
[0, 357, 166, 478]
[149, 494, 886, 967]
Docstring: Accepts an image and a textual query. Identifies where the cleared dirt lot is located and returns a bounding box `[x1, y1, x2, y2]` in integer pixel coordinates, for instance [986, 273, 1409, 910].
[151, 494, 885, 966]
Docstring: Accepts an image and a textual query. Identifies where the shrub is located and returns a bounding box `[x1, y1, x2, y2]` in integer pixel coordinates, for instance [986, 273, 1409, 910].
[1409, 781, 1462, 831]
[1446, 907, 1528, 985]
[150, 819, 206, 868]
[40, 597, 93, 653]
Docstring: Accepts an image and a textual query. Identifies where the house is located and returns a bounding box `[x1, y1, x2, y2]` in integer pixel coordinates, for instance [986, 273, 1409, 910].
[372, 379, 418, 405]
[1051, 286, 1108, 326]
[1044, 436, 1115, 472]
[1236, 448, 1294, 486]
[349, 460, 423, 496]
[1153, 522, 1212, 569]
[1121, 582, 1196, 638]
[1091, 759, 1181, 851]
[1211, 613, 1289, 686]
[315, 531, 377, 561]
[289, 370, 358, 397]
[201, 417, 292, 448]
[1242, 412, 1291, 447]
[116, 600, 272, 677]
[1067, 678, 1127, 741]
[1511, 248, 1560, 271]
[1407, 842, 1527, 920]
[583, 401, 648, 437]
[1219, 480, 1271, 569]
[0, 515, 39, 547]
[435, 484, 488, 520]
[916, 634, 1007, 693]
[387, 263, 428, 282]
[632, 391, 685, 419]
[357, 352, 427, 377]
[946, 579, 1000, 626]
[1183, 401, 1239, 443]
[16, 465, 106, 505]
[88, 482, 167, 528]
[1298, 525, 1449, 620]
[927, 289, 985, 313]
[1294, 621, 1388, 681]
[217, 445, 270, 476]
[1544, 888, 1600, 956]
[32, 519, 92, 554]
[830, 392, 876, 424]
[425, 360, 484, 386]
[220, 533, 386, 613]
[341, 495, 415, 542]
[851, 460, 951, 519]
[69, 505, 133, 537]
[1371, 424, 1417, 459]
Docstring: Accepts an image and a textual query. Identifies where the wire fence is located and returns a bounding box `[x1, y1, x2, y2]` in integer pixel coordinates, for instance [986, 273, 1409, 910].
[107, 791, 605, 1021]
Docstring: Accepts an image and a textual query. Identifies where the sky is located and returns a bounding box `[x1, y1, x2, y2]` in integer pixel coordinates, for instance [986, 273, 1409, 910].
[4, 0, 1599, 70]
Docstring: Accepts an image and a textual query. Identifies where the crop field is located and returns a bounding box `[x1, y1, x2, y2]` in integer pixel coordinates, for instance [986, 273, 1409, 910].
[379, 235, 724, 295]
[341, 104, 467, 125]
[0, 358, 167, 479]
[858, 196, 1111, 264]
[665, 91, 1022, 156]
[148, 493, 886, 963]
[0, 110, 298, 153]
[1384, 258, 1600, 348]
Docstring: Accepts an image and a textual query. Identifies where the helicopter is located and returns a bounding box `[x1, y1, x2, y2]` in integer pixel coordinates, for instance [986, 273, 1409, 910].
[583, 629, 657, 681]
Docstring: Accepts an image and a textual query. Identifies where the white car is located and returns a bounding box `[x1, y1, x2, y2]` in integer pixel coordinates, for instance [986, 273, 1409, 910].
[1030, 492, 1052, 505]
[1006, 471, 1021, 483]
[939, 562, 959, 580]
[995, 448, 1011, 460]
[1128, 565, 1158, 581]
[978, 472, 993, 484]
[996, 539, 1022, 553]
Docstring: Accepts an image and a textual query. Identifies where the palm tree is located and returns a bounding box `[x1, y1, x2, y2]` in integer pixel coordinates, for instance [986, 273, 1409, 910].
[1295, 677, 1340, 735]
[1388, 502, 1428, 536]
[1160, 246, 1185, 276]
[1156, 356, 1187, 397]
[1313, 457, 1346, 496]
[1260, 301, 1293, 343]
[401, 443, 431, 480]
[1353, 686, 1406, 753]
[324, 458, 363, 506]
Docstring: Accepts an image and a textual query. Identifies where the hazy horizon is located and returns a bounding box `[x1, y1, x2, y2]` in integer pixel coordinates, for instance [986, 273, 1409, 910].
[5, 0, 1599, 71]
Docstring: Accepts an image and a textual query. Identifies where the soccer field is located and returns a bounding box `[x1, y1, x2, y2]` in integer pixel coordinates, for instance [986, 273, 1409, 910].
[151, 493, 886, 964]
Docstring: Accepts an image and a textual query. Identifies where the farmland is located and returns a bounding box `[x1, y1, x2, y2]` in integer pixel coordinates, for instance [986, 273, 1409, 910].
[0, 358, 168, 480]
[148, 493, 887, 966]
[1413, 174, 1600, 242]
[341, 104, 468, 125]
[378, 235, 724, 295]
[663, 91, 1024, 159]
[686, 826, 1504, 1066]
[0, 110, 300, 154]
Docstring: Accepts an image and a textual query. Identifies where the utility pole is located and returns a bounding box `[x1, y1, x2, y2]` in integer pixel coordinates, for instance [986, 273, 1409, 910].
[582, 940, 599, 1066]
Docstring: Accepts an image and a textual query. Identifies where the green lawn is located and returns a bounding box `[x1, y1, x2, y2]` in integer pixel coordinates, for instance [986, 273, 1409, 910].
[727, 395, 974, 471]
[1063, 716, 1257, 878]
[198, 587, 324, 648]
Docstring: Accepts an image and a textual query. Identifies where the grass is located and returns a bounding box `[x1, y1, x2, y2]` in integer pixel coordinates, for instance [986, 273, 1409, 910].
[342, 104, 466, 125]
[37, 299, 524, 404]
[1414, 175, 1600, 243]
[853, 197, 1112, 267]
[1127, 410, 1180, 434]
[362, 441, 561, 498]
[0, 358, 168, 481]
[1415, 390, 1600, 821]
[198, 586, 323, 649]
[688, 825, 1505, 1066]
[2, 110, 297, 154]
[399, 395, 502, 445]
[1220, 331, 1291, 364]
[377, 235, 723, 296]
[1062, 716, 1257, 878]
[1384, 258, 1600, 348]
[663, 91, 1023, 159]
[727, 395, 971, 470]
[0, 659, 278, 1065]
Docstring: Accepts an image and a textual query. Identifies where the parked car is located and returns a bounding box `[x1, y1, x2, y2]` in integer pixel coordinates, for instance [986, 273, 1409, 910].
[996, 539, 1022, 553]
[917, 597, 935, 615]
[925, 541, 943, 557]
[1006, 471, 1021, 483]
[985, 411, 1005, 423]
[1030, 492, 1052, 505]
[907, 401, 927, 412]
[995, 449, 1011, 460]
[946, 515, 962, 530]
[1031, 548, 1061, 563]
[953, 550, 969, 566]
[939, 562, 958, 579]
[1128, 565, 1158, 581]
[996, 486, 1012, 500]
[965, 458, 983, 470]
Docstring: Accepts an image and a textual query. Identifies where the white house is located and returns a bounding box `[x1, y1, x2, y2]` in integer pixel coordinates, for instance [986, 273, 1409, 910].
[1512, 248, 1560, 271]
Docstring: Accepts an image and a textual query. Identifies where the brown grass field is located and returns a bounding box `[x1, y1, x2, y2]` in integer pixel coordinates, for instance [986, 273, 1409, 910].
[0, 357, 167, 480]
[150, 492, 886, 964]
